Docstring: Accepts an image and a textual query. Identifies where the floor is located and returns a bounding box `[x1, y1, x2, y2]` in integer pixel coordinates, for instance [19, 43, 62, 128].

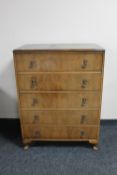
[0, 119, 117, 175]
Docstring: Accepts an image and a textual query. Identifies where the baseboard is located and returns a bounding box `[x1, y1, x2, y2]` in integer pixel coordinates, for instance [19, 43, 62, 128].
[0, 113, 18, 119]
[101, 119, 117, 125]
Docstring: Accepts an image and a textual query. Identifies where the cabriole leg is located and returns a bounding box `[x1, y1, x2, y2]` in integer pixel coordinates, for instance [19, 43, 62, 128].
[89, 139, 99, 151]
[23, 139, 31, 150]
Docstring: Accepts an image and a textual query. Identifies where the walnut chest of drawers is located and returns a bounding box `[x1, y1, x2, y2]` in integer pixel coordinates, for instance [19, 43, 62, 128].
[13, 44, 105, 149]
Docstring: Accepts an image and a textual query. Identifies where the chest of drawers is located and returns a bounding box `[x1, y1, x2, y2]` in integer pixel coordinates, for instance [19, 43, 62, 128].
[13, 44, 105, 149]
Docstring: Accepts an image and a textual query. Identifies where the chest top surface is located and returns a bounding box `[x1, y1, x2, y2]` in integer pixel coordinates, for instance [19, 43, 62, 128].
[13, 44, 104, 53]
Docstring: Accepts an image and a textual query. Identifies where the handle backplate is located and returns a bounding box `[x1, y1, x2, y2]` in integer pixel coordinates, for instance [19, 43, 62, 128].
[33, 115, 39, 124]
[81, 98, 87, 107]
[31, 77, 37, 89]
[81, 59, 88, 69]
[80, 115, 86, 124]
[80, 130, 85, 138]
[32, 98, 38, 106]
[29, 60, 36, 69]
[81, 79, 88, 88]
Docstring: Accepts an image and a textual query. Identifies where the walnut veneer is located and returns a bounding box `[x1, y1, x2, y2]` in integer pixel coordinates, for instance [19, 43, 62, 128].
[13, 44, 105, 149]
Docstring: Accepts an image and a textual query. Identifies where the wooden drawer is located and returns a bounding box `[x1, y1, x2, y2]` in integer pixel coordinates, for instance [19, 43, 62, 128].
[21, 110, 99, 125]
[20, 92, 101, 109]
[15, 52, 102, 72]
[18, 73, 102, 91]
[23, 125, 98, 139]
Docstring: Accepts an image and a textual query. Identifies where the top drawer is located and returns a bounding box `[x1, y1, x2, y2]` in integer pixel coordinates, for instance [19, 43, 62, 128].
[14, 52, 103, 72]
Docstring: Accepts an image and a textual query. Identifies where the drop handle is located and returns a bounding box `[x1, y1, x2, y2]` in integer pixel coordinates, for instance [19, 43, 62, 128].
[29, 60, 36, 69]
[31, 77, 37, 88]
[34, 131, 40, 138]
[80, 131, 85, 138]
[33, 115, 39, 124]
[32, 98, 38, 106]
[81, 79, 88, 88]
[81, 98, 87, 107]
[80, 115, 86, 124]
[81, 59, 88, 69]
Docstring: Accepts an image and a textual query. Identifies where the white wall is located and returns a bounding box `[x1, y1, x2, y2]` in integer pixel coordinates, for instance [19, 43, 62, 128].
[0, 0, 117, 119]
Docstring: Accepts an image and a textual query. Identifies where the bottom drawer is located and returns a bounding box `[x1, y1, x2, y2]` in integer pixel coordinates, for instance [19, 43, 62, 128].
[23, 125, 98, 140]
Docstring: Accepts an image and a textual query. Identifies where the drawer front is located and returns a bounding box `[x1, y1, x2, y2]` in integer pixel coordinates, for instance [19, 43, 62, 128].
[15, 52, 102, 72]
[18, 73, 102, 91]
[23, 125, 98, 139]
[21, 110, 99, 125]
[20, 92, 101, 109]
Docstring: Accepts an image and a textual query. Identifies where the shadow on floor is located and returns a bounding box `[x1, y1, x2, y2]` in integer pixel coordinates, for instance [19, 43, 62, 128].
[1, 119, 117, 149]
[0, 119, 93, 149]
[0, 119, 22, 147]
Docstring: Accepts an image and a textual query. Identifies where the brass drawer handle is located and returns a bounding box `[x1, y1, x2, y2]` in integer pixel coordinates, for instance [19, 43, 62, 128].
[81, 98, 87, 107]
[29, 60, 36, 69]
[31, 77, 37, 89]
[81, 59, 88, 69]
[33, 115, 39, 124]
[32, 98, 38, 106]
[80, 115, 86, 124]
[81, 79, 88, 88]
[34, 131, 40, 138]
[80, 131, 85, 138]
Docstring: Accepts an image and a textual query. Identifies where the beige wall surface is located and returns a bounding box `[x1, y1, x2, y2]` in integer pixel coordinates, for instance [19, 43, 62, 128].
[0, 0, 116, 119]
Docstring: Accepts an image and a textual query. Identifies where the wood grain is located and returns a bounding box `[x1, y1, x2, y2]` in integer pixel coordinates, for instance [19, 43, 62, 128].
[23, 125, 98, 139]
[15, 52, 103, 72]
[19, 92, 101, 109]
[13, 44, 105, 147]
[21, 110, 100, 125]
[17, 73, 102, 91]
